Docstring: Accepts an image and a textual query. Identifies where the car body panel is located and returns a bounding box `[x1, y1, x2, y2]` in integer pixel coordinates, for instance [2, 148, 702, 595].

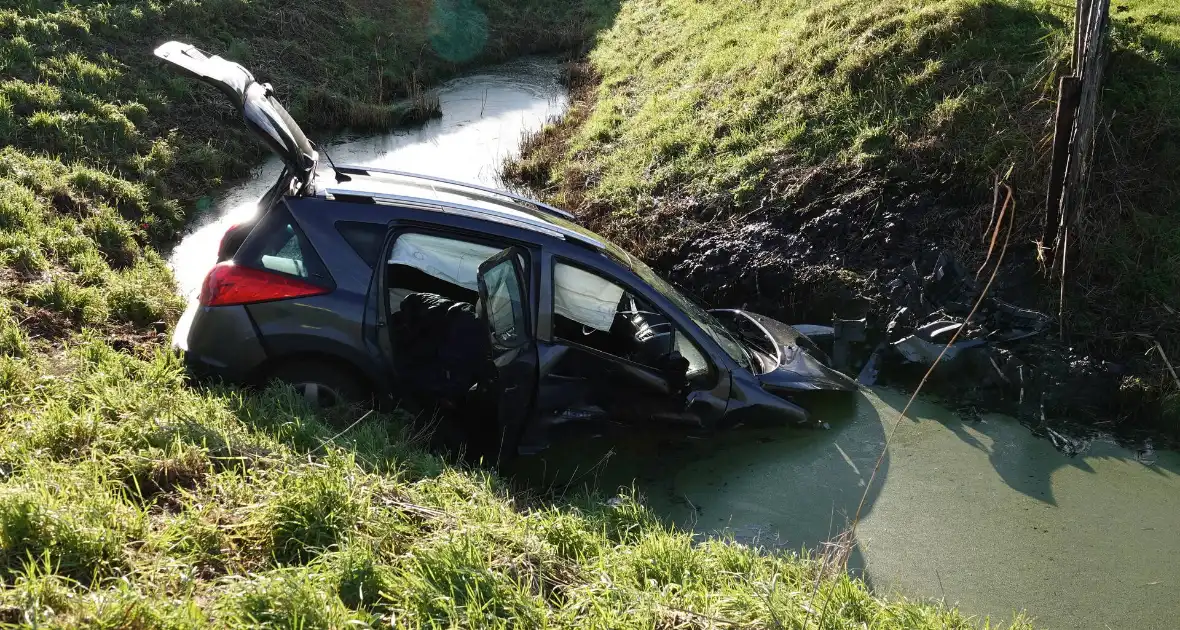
[712, 309, 858, 392]
[720, 368, 813, 426]
[245, 292, 381, 383]
[154, 41, 317, 185]
[285, 198, 382, 294]
[176, 303, 268, 382]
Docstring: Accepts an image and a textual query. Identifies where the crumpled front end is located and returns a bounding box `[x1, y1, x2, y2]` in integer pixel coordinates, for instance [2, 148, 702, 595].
[713, 309, 858, 393]
[712, 309, 858, 428]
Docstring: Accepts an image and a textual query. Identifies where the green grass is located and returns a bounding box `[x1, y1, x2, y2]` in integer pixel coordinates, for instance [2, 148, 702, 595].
[0, 341, 1036, 627]
[516, 0, 1072, 206]
[0, 0, 620, 346]
[509, 0, 1180, 346]
[0, 0, 1048, 624]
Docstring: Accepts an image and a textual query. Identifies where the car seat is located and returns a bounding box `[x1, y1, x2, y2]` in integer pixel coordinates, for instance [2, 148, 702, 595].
[620, 293, 675, 367]
[390, 292, 493, 404]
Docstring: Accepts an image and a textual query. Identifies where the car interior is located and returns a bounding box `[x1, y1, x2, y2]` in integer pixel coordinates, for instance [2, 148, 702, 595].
[381, 231, 712, 424]
[548, 261, 709, 382]
[386, 232, 494, 313]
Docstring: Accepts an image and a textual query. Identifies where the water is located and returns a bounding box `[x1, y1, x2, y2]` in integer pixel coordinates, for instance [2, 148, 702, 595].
[167, 58, 1180, 630]
[168, 57, 568, 299]
[524, 390, 1180, 629]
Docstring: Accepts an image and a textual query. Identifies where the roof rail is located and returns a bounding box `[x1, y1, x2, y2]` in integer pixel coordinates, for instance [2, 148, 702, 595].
[323, 187, 604, 250]
[332, 164, 576, 221]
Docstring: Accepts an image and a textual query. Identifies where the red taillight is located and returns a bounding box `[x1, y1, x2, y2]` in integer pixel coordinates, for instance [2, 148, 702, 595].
[199, 262, 329, 307]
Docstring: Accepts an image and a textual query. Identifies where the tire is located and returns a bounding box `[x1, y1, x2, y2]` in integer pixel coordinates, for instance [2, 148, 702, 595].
[267, 359, 371, 408]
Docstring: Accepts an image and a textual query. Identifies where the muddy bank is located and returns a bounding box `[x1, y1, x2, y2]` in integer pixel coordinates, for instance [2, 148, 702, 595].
[502, 67, 1169, 446]
[650, 168, 1164, 445]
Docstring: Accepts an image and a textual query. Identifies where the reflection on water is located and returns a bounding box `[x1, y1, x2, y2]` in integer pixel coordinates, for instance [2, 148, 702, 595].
[518, 390, 1180, 630]
[167, 57, 568, 299]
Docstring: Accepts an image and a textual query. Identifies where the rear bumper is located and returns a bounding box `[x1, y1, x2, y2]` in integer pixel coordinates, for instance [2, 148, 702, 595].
[172, 302, 268, 385]
[178, 347, 247, 383]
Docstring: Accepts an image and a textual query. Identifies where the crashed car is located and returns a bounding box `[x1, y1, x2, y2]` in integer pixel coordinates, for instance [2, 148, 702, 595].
[161, 41, 857, 457]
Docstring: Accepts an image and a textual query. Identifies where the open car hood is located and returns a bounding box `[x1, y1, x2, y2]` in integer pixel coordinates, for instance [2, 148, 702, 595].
[154, 41, 317, 188]
[714, 309, 858, 393]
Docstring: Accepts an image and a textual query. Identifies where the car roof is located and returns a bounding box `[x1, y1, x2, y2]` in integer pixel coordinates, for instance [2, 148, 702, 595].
[312, 165, 624, 255]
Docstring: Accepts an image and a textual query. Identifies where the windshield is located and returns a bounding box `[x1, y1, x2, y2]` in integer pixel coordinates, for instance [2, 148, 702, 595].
[626, 256, 751, 368]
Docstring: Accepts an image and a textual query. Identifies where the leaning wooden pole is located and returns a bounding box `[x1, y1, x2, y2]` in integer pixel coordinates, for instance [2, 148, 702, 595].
[1043, 76, 1081, 255]
[1044, 0, 1110, 268]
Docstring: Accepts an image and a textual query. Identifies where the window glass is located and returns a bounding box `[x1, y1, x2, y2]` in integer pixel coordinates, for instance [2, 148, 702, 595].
[259, 226, 306, 276]
[482, 257, 526, 349]
[625, 256, 750, 368]
[675, 331, 710, 379]
[240, 208, 330, 286]
[552, 262, 710, 379]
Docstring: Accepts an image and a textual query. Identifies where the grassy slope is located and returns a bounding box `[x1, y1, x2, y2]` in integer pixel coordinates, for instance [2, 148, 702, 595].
[0, 340, 1030, 628]
[0, 0, 618, 347]
[509, 0, 1180, 350]
[0, 0, 1034, 627]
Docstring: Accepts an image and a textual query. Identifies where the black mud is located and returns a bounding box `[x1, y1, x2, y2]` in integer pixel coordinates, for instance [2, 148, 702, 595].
[651, 172, 1170, 450]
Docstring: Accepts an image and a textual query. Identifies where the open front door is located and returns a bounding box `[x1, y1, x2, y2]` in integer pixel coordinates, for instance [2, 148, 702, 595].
[476, 247, 538, 464]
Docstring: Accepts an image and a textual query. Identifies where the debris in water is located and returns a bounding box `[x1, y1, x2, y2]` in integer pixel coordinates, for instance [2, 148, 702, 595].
[857, 343, 884, 385]
[893, 335, 986, 364]
[832, 317, 867, 371]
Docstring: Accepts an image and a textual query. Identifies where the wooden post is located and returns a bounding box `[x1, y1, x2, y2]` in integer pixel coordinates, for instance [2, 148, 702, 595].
[1057, 0, 1109, 239]
[1044, 76, 1081, 254]
[1045, 0, 1110, 266]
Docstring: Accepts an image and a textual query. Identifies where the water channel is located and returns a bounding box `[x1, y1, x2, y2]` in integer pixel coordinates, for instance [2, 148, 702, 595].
[168, 59, 1180, 630]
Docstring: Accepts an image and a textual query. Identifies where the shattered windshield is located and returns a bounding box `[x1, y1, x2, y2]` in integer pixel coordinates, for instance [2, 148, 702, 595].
[625, 256, 751, 368]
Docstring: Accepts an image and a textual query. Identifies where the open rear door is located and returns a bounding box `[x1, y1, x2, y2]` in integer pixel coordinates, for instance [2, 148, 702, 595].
[154, 41, 318, 187]
[476, 248, 538, 464]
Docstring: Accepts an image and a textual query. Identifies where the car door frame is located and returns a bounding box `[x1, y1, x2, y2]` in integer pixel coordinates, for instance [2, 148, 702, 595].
[370, 216, 545, 458]
[371, 217, 544, 365]
[524, 247, 734, 448]
[476, 246, 540, 464]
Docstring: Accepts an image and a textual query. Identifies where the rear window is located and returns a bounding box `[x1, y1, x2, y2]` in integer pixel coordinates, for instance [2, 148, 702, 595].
[336, 221, 386, 268]
[238, 207, 333, 287]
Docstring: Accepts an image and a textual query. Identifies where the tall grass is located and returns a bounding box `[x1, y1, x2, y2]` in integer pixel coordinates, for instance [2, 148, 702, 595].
[0, 340, 1032, 627]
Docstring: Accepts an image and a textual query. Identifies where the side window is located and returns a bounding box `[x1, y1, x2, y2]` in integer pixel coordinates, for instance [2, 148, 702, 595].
[240, 208, 331, 285]
[335, 221, 385, 268]
[552, 261, 710, 379]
